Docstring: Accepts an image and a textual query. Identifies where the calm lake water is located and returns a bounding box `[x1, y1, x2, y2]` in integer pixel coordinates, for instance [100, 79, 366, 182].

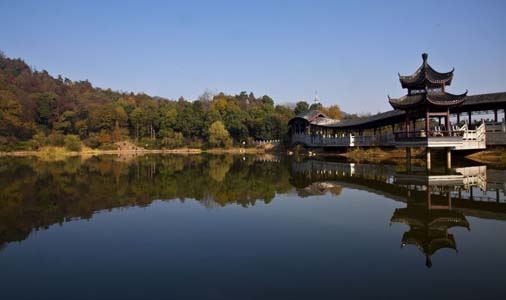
[1, 154, 505, 299]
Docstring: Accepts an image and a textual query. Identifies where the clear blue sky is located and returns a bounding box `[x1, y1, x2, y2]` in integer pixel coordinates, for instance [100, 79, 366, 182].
[1, 0, 505, 113]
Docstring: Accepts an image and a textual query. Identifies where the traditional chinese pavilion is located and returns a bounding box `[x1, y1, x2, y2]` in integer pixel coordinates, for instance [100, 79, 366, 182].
[388, 53, 468, 135]
[288, 53, 506, 169]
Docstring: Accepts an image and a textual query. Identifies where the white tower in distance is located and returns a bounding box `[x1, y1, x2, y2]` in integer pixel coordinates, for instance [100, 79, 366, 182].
[314, 91, 320, 106]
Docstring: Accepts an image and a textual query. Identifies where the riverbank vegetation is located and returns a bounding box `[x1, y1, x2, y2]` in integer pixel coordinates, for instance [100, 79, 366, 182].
[0, 52, 344, 152]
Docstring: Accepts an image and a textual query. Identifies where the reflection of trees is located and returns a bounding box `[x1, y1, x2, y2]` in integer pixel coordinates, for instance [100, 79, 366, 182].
[0, 155, 292, 248]
[208, 156, 233, 182]
[328, 186, 343, 197]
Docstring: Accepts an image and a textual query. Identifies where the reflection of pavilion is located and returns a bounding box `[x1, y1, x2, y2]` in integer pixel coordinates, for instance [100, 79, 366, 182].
[393, 168, 475, 267]
[394, 165, 488, 192]
[290, 159, 505, 266]
[391, 192, 470, 267]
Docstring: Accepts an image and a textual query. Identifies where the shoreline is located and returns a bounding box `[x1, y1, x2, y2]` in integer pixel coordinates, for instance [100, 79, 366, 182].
[0, 147, 268, 158]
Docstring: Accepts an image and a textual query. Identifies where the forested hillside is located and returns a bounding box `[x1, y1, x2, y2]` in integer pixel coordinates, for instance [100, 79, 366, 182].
[0, 52, 342, 151]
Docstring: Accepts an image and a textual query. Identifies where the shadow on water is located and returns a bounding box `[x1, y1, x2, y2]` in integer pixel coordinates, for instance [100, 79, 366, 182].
[0, 154, 505, 269]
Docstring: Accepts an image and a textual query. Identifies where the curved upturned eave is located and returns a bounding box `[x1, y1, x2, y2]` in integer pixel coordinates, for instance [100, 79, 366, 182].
[399, 64, 454, 88]
[388, 94, 425, 110]
[426, 64, 454, 84]
[426, 91, 467, 107]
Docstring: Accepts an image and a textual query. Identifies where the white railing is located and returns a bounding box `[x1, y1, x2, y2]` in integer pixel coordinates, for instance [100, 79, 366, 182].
[255, 139, 280, 145]
[292, 133, 354, 147]
[292, 122, 486, 149]
[485, 121, 506, 132]
[461, 121, 486, 141]
[292, 133, 395, 147]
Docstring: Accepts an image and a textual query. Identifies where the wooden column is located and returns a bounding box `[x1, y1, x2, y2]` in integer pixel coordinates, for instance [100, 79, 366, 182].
[448, 190, 452, 209]
[446, 108, 451, 133]
[426, 148, 431, 170]
[494, 110, 498, 123]
[457, 112, 460, 124]
[405, 114, 410, 138]
[468, 111, 472, 124]
[425, 110, 430, 134]
[427, 187, 432, 210]
[446, 148, 452, 169]
[406, 147, 412, 171]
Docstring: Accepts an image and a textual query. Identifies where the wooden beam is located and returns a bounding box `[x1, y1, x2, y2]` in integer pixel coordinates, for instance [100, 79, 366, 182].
[428, 112, 450, 117]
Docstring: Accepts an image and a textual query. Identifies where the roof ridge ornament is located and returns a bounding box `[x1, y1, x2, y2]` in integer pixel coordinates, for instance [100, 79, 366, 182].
[422, 53, 428, 64]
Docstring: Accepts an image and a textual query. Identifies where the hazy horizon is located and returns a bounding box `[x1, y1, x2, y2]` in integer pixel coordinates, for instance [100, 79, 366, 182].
[1, 0, 505, 114]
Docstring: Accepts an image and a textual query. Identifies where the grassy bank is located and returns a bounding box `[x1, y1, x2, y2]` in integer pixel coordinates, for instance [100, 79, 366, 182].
[0, 145, 269, 159]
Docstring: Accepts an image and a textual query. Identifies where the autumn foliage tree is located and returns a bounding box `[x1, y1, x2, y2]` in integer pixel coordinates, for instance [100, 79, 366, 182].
[0, 52, 309, 150]
[321, 105, 343, 120]
[208, 121, 232, 148]
[112, 120, 122, 142]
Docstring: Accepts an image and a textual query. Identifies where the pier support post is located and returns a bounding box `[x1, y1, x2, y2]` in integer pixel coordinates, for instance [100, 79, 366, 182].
[426, 148, 431, 170]
[446, 148, 452, 169]
[406, 147, 411, 171]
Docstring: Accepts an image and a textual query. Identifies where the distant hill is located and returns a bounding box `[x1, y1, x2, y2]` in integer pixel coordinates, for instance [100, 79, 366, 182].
[0, 52, 294, 151]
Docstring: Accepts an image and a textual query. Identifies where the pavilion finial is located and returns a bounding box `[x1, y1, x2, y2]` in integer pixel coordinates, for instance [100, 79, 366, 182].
[422, 53, 428, 63]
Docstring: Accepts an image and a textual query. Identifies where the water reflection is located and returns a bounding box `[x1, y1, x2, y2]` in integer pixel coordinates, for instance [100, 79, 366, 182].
[291, 158, 506, 266]
[390, 187, 471, 268]
[1, 154, 505, 269]
[0, 155, 291, 250]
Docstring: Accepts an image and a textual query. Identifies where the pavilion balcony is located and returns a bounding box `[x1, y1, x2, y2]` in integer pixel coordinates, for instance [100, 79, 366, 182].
[291, 122, 487, 150]
[393, 122, 486, 150]
[291, 132, 397, 148]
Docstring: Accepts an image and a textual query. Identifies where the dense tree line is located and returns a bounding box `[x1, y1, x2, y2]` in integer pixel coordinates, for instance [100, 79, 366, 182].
[0, 52, 344, 151]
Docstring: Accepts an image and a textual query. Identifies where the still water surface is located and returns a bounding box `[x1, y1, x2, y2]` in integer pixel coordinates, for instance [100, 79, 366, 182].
[1, 155, 505, 299]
